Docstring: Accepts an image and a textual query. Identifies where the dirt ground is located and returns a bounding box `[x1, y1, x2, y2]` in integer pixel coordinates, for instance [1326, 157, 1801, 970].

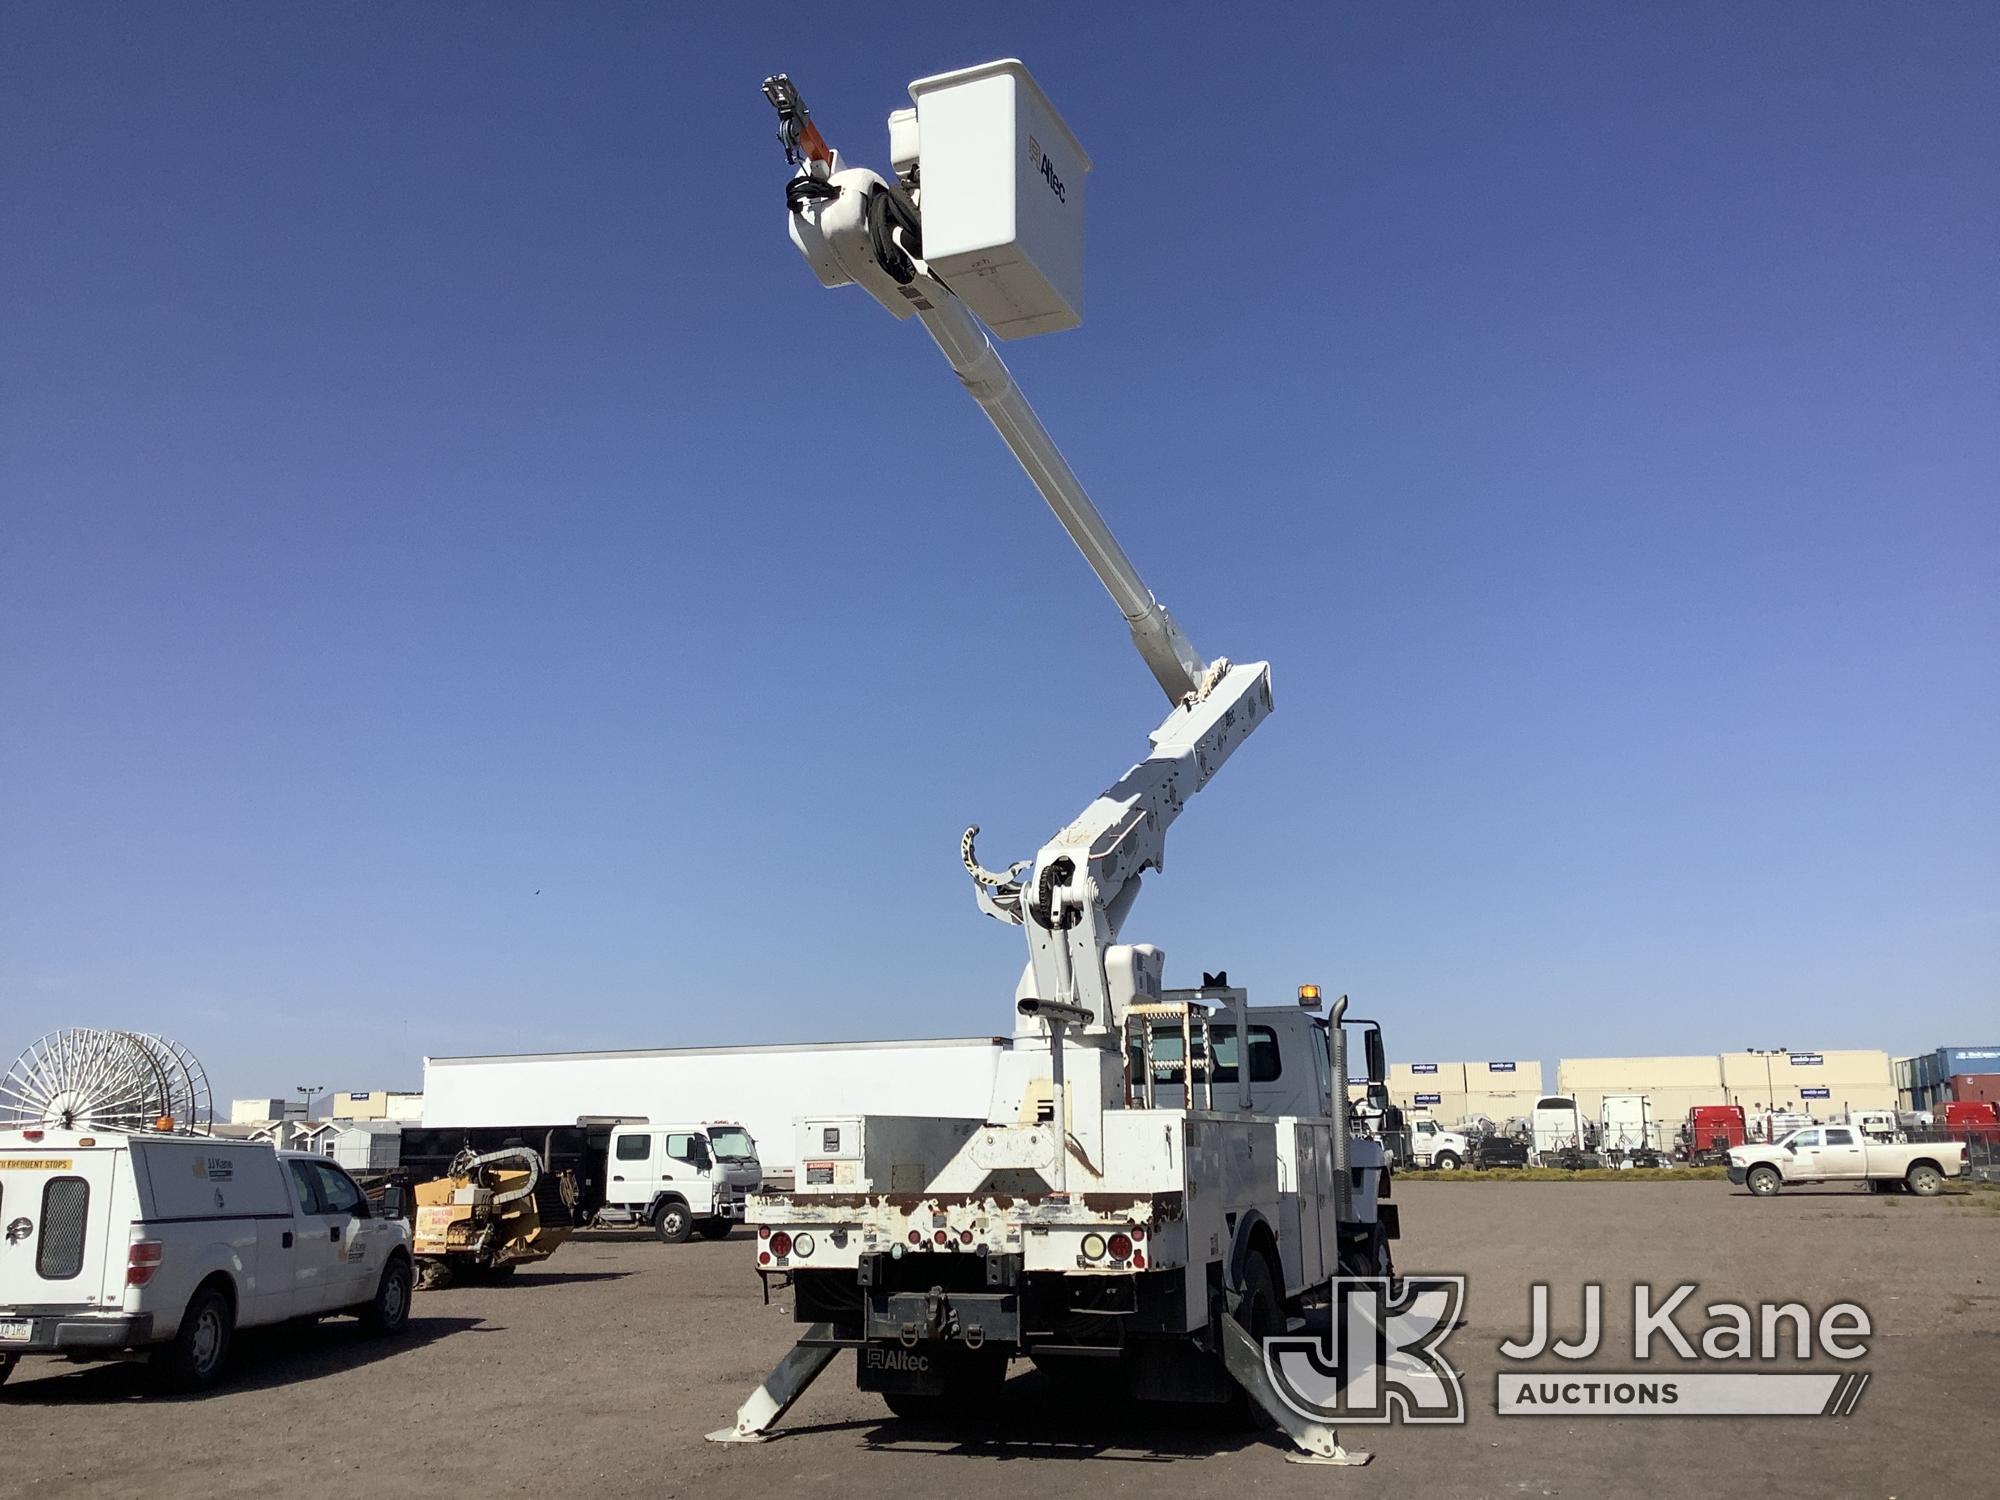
[3, 1180, 1995, 1500]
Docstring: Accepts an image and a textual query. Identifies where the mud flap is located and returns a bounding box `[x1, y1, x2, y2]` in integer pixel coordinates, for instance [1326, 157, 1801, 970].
[705, 1322, 841, 1444]
[1219, 1312, 1371, 1466]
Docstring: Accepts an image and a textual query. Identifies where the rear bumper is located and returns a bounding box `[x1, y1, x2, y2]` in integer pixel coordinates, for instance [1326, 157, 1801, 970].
[0, 1311, 154, 1355]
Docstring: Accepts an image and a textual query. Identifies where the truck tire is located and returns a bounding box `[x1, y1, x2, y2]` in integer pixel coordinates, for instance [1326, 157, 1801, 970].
[698, 1218, 732, 1240]
[1906, 1163, 1944, 1197]
[1746, 1165, 1782, 1197]
[150, 1283, 234, 1393]
[1433, 1151, 1461, 1172]
[0, 1352, 16, 1388]
[360, 1255, 413, 1336]
[880, 1350, 1006, 1425]
[653, 1199, 693, 1243]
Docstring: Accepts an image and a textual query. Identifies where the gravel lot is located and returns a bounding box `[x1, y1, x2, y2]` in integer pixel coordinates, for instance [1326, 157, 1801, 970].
[3, 1180, 1995, 1500]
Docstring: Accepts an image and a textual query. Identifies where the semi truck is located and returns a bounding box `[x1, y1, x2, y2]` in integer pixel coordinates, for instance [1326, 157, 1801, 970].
[707, 62, 1403, 1466]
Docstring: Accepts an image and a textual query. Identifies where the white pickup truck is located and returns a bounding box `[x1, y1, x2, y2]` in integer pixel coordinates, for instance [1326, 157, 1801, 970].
[1728, 1124, 1967, 1197]
[1, 1127, 413, 1391]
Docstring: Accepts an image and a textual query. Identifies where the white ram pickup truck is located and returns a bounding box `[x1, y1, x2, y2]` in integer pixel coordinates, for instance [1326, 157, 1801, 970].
[0, 1127, 413, 1391]
[1728, 1123, 1967, 1197]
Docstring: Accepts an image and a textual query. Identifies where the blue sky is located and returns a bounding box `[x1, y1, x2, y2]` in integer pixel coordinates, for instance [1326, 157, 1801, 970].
[3, 4, 1994, 1105]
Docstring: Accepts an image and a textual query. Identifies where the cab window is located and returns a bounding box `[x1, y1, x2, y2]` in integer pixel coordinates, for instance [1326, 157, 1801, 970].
[615, 1133, 652, 1161]
[666, 1133, 712, 1169]
[288, 1159, 328, 1213]
[1788, 1129, 1822, 1150]
[1823, 1127, 1855, 1146]
[1129, 1025, 1282, 1085]
[312, 1162, 365, 1216]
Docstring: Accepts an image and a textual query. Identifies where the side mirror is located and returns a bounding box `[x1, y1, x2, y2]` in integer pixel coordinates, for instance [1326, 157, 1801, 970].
[1364, 1029, 1387, 1086]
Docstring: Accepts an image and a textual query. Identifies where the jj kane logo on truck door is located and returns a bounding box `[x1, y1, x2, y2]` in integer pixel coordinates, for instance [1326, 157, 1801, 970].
[1026, 134, 1067, 203]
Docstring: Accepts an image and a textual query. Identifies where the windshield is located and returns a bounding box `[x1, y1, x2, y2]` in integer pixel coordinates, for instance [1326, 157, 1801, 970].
[707, 1126, 756, 1160]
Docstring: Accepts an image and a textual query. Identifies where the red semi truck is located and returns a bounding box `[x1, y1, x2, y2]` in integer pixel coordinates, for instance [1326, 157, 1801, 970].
[1681, 1104, 1747, 1164]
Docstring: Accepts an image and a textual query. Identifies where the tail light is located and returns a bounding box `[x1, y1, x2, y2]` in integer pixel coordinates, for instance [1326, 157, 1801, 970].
[958, 1229, 973, 1246]
[907, 1229, 922, 1246]
[22, 1129, 43, 1142]
[758, 1225, 771, 1240]
[791, 1233, 815, 1258]
[932, 1229, 949, 1246]
[769, 1231, 793, 1258]
[1107, 1232, 1132, 1261]
[127, 1241, 164, 1287]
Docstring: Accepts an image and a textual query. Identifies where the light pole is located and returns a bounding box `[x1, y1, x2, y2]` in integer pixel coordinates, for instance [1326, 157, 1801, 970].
[295, 1084, 322, 1139]
[1748, 1050, 1787, 1138]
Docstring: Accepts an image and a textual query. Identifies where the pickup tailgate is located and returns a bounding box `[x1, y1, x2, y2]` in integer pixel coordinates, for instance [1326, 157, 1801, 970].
[0, 1144, 123, 1316]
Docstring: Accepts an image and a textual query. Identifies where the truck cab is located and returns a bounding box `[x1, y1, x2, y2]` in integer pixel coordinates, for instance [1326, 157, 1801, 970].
[601, 1124, 744, 1243]
[1409, 1117, 1472, 1170]
[702, 1122, 764, 1194]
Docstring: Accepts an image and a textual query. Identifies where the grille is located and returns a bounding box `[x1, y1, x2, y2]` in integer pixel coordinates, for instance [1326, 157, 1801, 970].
[38, 1177, 89, 1280]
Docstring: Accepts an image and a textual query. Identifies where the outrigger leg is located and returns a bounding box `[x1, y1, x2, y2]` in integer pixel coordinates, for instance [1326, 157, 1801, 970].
[705, 1323, 841, 1444]
[1219, 1313, 1372, 1467]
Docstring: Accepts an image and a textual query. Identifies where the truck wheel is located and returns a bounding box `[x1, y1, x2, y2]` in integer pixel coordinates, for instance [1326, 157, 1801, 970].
[653, 1200, 693, 1243]
[0, 1352, 16, 1388]
[1906, 1163, 1944, 1197]
[151, 1284, 233, 1393]
[698, 1218, 732, 1240]
[1746, 1165, 1782, 1197]
[361, 1256, 413, 1336]
[1434, 1152, 1461, 1172]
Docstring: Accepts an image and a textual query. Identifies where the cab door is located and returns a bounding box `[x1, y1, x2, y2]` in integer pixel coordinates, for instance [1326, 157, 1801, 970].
[605, 1129, 658, 1214]
[284, 1158, 344, 1312]
[1813, 1126, 1867, 1180]
[1783, 1128, 1826, 1180]
[307, 1161, 378, 1308]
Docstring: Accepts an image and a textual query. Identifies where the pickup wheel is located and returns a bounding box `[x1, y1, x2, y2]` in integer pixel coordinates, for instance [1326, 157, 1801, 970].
[1433, 1152, 1461, 1172]
[697, 1217, 732, 1240]
[653, 1199, 694, 1243]
[1746, 1165, 1782, 1197]
[1906, 1163, 1944, 1197]
[150, 1283, 233, 1392]
[361, 1255, 413, 1336]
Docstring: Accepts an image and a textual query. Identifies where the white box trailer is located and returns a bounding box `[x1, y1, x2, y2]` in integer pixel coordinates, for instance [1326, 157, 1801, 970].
[421, 1036, 1011, 1178]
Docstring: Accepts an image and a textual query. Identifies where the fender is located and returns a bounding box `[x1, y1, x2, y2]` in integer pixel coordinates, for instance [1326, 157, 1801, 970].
[159, 1240, 249, 1338]
[648, 1191, 691, 1219]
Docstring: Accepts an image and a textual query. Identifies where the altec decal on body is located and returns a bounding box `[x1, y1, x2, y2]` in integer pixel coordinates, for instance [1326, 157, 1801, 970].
[1026, 133, 1067, 203]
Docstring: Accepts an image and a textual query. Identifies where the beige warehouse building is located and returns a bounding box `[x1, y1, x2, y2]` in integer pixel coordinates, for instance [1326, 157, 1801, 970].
[1389, 1050, 1897, 1134]
[1389, 1058, 1545, 1124]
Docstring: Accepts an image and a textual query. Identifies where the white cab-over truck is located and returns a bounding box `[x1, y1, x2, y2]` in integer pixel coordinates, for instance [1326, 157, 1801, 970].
[708, 63, 1402, 1465]
[0, 1126, 413, 1391]
[1728, 1124, 1966, 1197]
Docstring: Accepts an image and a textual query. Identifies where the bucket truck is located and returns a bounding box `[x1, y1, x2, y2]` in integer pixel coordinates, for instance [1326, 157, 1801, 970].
[708, 62, 1397, 1462]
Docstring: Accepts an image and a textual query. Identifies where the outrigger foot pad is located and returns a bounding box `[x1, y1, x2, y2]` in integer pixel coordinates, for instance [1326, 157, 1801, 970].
[706, 1323, 841, 1444]
[1219, 1311, 1372, 1465]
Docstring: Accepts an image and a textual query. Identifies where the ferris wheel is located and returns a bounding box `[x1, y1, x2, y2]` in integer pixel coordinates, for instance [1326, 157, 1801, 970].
[0, 1028, 215, 1135]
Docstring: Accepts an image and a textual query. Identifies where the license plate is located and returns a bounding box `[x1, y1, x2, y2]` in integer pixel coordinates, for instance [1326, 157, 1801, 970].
[0, 1320, 31, 1342]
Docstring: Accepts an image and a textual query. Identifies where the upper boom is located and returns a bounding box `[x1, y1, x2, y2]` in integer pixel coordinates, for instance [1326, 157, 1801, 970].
[762, 64, 1274, 1036]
